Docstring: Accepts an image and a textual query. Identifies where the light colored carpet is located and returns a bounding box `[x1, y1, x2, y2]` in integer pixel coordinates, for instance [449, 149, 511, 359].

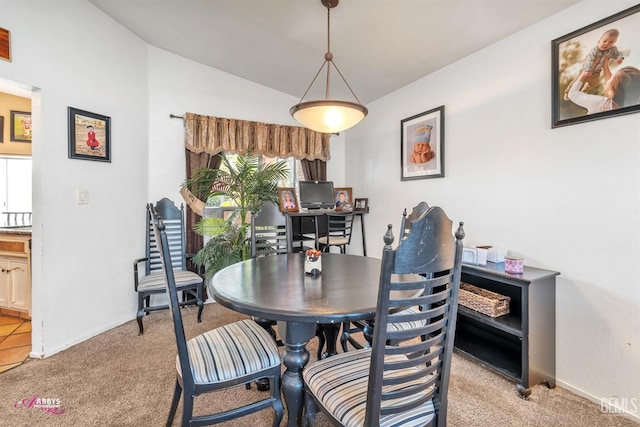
[0, 304, 637, 426]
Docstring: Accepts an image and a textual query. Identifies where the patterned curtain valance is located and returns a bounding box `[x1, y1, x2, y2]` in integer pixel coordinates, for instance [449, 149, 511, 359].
[184, 112, 331, 161]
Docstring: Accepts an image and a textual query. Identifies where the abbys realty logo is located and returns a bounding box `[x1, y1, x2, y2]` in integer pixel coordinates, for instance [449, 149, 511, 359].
[14, 395, 66, 415]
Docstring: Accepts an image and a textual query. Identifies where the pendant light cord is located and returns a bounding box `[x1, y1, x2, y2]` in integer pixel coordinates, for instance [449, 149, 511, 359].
[293, 0, 364, 106]
[325, 5, 331, 99]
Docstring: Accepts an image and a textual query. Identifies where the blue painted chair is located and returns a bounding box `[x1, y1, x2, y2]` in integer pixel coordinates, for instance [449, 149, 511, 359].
[304, 206, 464, 427]
[151, 205, 284, 426]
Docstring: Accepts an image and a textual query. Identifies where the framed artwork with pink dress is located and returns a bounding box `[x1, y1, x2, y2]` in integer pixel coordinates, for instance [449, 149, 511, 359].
[68, 107, 111, 162]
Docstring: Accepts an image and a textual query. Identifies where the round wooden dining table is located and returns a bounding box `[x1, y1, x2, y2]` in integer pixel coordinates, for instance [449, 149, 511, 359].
[210, 253, 398, 427]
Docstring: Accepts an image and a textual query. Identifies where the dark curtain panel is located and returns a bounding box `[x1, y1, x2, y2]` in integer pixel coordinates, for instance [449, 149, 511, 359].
[301, 159, 327, 181]
[185, 150, 221, 268]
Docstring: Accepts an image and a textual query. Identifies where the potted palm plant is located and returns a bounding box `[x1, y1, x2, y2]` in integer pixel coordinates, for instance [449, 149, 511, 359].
[183, 152, 289, 281]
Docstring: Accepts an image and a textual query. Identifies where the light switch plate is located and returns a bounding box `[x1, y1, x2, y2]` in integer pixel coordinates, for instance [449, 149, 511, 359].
[77, 189, 89, 204]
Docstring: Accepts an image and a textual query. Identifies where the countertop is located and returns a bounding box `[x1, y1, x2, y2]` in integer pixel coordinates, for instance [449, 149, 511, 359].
[0, 227, 32, 236]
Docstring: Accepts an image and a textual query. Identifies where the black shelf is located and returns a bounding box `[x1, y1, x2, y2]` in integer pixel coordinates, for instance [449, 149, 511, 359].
[457, 305, 522, 337]
[454, 316, 522, 382]
[455, 263, 559, 395]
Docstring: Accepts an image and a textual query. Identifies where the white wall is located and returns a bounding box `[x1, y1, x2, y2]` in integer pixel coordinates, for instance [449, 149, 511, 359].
[345, 0, 639, 419]
[0, 0, 149, 356]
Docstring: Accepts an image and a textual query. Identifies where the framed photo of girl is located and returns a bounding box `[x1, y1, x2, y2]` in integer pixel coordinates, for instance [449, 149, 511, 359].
[552, 4, 640, 128]
[277, 187, 299, 212]
[400, 105, 444, 181]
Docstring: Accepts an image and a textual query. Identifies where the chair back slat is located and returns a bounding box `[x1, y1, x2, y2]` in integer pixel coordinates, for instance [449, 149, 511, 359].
[145, 198, 187, 274]
[251, 201, 292, 257]
[326, 213, 354, 245]
[365, 206, 464, 427]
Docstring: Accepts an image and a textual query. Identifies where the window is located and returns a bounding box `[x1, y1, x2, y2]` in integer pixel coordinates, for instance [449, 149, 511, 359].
[207, 154, 302, 207]
[0, 156, 32, 213]
[261, 155, 304, 189]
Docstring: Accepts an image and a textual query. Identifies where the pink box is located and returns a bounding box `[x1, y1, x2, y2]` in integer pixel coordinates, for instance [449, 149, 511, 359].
[504, 257, 523, 274]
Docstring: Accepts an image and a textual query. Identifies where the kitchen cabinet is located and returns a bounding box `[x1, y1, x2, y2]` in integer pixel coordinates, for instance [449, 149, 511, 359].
[0, 233, 31, 315]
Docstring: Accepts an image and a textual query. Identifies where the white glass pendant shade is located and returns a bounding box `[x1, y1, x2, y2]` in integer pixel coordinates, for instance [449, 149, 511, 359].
[290, 100, 367, 134]
[290, 0, 368, 134]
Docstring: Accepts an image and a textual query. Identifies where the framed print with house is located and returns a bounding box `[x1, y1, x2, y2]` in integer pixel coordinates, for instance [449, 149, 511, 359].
[552, 4, 640, 128]
[10, 111, 31, 142]
[68, 107, 111, 162]
[401, 105, 444, 181]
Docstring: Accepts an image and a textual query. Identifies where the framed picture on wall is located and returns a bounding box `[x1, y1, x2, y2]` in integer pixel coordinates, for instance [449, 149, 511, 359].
[334, 187, 352, 211]
[277, 187, 299, 212]
[0, 27, 10, 62]
[401, 105, 444, 181]
[10, 110, 31, 142]
[551, 4, 640, 128]
[68, 107, 111, 162]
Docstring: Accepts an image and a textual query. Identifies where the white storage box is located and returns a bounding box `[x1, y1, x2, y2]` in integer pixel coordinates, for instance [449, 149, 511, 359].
[477, 245, 507, 263]
[462, 247, 488, 266]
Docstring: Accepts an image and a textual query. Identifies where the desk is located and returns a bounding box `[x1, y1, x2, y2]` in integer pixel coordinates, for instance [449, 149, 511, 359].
[287, 210, 368, 255]
[210, 253, 415, 427]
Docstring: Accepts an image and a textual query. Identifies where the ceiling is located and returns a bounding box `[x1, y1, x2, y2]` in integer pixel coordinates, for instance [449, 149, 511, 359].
[87, 1, 577, 104]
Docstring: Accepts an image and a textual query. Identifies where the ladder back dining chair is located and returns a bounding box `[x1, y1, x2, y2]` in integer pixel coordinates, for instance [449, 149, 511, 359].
[250, 200, 292, 346]
[304, 206, 464, 427]
[133, 198, 204, 335]
[340, 201, 431, 351]
[317, 213, 355, 254]
[151, 205, 284, 427]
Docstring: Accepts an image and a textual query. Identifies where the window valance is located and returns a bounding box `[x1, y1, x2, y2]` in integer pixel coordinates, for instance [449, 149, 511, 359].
[184, 112, 331, 161]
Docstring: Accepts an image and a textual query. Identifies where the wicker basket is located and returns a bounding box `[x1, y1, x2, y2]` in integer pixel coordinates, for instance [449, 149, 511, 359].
[459, 282, 510, 317]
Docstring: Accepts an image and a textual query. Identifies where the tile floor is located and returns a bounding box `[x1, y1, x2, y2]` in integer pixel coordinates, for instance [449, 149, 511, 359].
[0, 310, 31, 374]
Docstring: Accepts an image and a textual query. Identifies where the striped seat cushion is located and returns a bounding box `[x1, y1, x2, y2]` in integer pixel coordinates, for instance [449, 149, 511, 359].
[304, 348, 435, 427]
[177, 319, 281, 384]
[387, 306, 427, 332]
[137, 270, 202, 291]
[348, 307, 426, 335]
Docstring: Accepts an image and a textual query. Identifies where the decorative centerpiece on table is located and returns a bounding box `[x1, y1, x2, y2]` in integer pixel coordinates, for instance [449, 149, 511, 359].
[305, 248, 322, 275]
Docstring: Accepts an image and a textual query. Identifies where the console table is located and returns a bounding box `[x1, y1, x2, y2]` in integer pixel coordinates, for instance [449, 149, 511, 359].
[455, 262, 560, 397]
[287, 210, 368, 255]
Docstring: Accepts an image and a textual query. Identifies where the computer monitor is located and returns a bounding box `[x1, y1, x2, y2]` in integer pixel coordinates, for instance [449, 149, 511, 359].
[299, 181, 335, 210]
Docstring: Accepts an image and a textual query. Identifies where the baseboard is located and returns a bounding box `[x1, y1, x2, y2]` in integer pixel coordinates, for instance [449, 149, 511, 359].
[556, 380, 640, 423]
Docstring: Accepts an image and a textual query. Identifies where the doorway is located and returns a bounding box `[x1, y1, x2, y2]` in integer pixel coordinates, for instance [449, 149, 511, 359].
[0, 78, 34, 368]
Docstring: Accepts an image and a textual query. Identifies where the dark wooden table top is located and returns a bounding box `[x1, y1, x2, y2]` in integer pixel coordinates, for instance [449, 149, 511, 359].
[211, 253, 390, 324]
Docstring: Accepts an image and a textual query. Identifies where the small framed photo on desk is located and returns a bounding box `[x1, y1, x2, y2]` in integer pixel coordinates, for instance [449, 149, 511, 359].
[354, 198, 368, 212]
[277, 187, 299, 212]
[334, 187, 352, 211]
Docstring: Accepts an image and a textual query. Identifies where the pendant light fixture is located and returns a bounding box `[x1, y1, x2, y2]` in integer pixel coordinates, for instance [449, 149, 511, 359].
[290, 0, 368, 134]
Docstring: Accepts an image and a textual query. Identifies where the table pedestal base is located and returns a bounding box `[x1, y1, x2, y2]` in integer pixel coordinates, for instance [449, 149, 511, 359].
[278, 321, 317, 427]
